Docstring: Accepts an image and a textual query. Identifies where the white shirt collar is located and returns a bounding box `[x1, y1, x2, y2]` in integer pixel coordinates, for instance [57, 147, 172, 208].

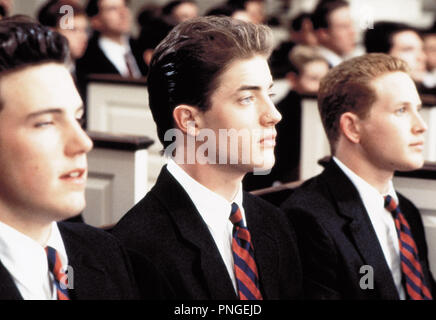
[316, 46, 344, 67]
[166, 159, 245, 292]
[333, 156, 398, 202]
[98, 36, 140, 78]
[167, 159, 245, 226]
[333, 157, 406, 299]
[0, 221, 68, 300]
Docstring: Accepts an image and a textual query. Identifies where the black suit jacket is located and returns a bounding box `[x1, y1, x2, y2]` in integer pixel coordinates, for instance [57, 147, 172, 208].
[0, 222, 165, 300]
[281, 160, 436, 299]
[112, 166, 302, 300]
[75, 34, 148, 85]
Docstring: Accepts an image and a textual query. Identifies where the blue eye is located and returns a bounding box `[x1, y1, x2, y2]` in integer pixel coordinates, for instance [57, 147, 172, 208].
[240, 96, 255, 105]
[396, 107, 406, 114]
[34, 121, 54, 128]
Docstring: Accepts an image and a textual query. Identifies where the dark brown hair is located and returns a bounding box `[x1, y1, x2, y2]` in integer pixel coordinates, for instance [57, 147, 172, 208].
[0, 16, 69, 110]
[147, 15, 273, 148]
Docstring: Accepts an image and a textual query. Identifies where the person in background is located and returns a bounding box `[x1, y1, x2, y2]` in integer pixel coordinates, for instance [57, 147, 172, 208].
[112, 16, 302, 300]
[205, 2, 252, 23]
[281, 53, 435, 299]
[311, 0, 357, 68]
[270, 12, 318, 79]
[76, 0, 147, 87]
[161, 0, 198, 25]
[38, 0, 89, 75]
[227, 0, 265, 24]
[364, 21, 427, 87]
[136, 4, 174, 67]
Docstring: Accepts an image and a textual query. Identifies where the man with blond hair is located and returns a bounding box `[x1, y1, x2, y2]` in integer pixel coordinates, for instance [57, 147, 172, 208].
[282, 53, 435, 300]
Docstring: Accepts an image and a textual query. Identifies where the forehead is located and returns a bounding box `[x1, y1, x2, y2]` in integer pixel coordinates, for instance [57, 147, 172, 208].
[392, 30, 422, 47]
[370, 71, 420, 104]
[328, 6, 351, 25]
[215, 56, 272, 92]
[99, 0, 125, 8]
[0, 63, 81, 114]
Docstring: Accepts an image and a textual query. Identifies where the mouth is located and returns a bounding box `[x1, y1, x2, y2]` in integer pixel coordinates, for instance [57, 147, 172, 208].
[60, 168, 87, 184]
[259, 134, 277, 148]
[409, 141, 424, 150]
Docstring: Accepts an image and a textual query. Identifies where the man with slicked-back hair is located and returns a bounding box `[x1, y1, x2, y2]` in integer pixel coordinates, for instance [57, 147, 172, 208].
[112, 16, 302, 300]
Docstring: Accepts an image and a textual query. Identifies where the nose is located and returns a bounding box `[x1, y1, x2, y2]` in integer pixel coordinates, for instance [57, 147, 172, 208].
[65, 119, 93, 157]
[261, 98, 282, 127]
[412, 110, 428, 134]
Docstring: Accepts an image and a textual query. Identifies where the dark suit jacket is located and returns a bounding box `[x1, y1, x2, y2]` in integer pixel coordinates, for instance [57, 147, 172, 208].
[281, 160, 436, 300]
[75, 33, 148, 86]
[0, 222, 165, 300]
[112, 166, 302, 300]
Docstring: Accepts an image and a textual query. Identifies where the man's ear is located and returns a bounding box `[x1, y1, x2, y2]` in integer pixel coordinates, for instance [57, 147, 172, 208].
[316, 28, 330, 44]
[339, 111, 361, 144]
[173, 105, 201, 137]
[285, 71, 298, 88]
[90, 16, 102, 32]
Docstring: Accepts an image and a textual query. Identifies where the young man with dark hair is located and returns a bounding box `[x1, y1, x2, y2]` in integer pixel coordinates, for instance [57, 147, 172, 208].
[281, 53, 435, 300]
[76, 0, 147, 84]
[0, 16, 164, 300]
[364, 21, 427, 84]
[112, 16, 302, 300]
[162, 0, 198, 24]
[311, 0, 356, 67]
[38, 0, 89, 63]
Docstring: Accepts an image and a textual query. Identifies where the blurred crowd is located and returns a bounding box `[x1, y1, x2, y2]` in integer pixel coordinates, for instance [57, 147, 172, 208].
[2, 0, 436, 190]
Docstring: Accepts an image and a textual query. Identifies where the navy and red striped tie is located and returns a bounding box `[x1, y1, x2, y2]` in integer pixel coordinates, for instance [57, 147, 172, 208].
[45, 246, 70, 300]
[229, 203, 263, 300]
[384, 195, 433, 300]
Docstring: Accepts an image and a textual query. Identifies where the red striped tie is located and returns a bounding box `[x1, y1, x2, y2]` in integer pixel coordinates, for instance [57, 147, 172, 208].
[45, 246, 70, 300]
[229, 203, 263, 300]
[384, 195, 433, 300]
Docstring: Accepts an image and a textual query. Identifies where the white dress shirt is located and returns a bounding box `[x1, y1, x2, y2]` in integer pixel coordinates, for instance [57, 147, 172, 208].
[167, 159, 245, 293]
[333, 157, 406, 299]
[98, 36, 141, 78]
[0, 221, 68, 300]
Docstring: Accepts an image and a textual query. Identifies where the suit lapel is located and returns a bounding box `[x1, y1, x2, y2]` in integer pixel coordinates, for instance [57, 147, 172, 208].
[0, 261, 22, 300]
[59, 226, 108, 300]
[323, 161, 400, 299]
[243, 195, 279, 299]
[152, 167, 237, 300]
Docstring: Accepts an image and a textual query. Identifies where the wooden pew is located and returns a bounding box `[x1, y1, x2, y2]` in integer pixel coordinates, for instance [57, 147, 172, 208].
[85, 74, 166, 192]
[85, 131, 155, 227]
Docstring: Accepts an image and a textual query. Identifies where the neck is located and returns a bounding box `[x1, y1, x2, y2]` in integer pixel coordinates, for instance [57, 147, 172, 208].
[335, 147, 393, 194]
[101, 33, 126, 45]
[0, 207, 52, 246]
[178, 162, 243, 202]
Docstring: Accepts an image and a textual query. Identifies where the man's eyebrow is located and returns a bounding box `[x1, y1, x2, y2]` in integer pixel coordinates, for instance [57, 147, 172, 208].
[237, 83, 274, 91]
[26, 106, 84, 119]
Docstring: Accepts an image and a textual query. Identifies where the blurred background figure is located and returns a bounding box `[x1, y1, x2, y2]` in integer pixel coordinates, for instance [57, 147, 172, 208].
[205, 2, 252, 23]
[136, 4, 174, 67]
[161, 0, 198, 25]
[270, 12, 318, 79]
[226, 0, 265, 24]
[423, 22, 436, 88]
[0, 0, 12, 17]
[76, 0, 147, 85]
[364, 21, 427, 88]
[311, 0, 357, 67]
[38, 0, 89, 74]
